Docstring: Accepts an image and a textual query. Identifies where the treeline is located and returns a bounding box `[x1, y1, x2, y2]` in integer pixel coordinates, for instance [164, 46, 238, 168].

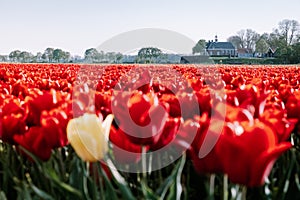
[228, 19, 300, 64]
[1, 19, 300, 64]
[0, 47, 126, 64]
[83, 48, 123, 63]
[0, 48, 72, 63]
[0, 47, 170, 64]
[194, 19, 300, 64]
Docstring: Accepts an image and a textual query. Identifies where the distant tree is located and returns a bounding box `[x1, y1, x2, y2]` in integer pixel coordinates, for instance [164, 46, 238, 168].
[290, 42, 300, 63]
[264, 32, 281, 50]
[255, 37, 269, 56]
[84, 48, 100, 62]
[115, 52, 123, 63]
[35, 52, 43, 62]
[19, 51, 33, 62]
[9, 50, 21, 62]
[137, 47, 162, 63]
[239, 29, 260, 50]
[0, 55, 8, 62]
[42, 48, 54, 62]
[277, 19, 300, 46]
[297, 34, 300, 43]
[265, 19, 300, 51]
[63, 51, 71, 62]
[105, 52, 116, 63]
[275, 45, 293, 64]
[192, 39, 206, 55]
[227, 35, 243, 49]
[264, 19, 300, 63]
[53, 49, 64, 62]
[228, 29, 260, 51]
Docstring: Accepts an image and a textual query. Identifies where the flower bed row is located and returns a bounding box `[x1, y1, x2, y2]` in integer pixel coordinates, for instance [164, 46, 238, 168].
[0, 63, 299, 199]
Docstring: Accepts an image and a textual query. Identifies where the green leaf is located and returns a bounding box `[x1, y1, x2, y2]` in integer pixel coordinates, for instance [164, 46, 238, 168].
[69, 156, 84, 190]
[13, 178, 32, 200]
[156, 154, 186, 200]
[0, 191, 7, 200]
[18, 146, 41, 164]
[97, 163, 119, 200]
[167, 154, 186, 200]
[79, 161, 92, 200]
[141, 181, 159, 200]
[31, 185, 55, 200]
[276, 149, 296, 200]
[47, 168, 83, 199]
[295, 173, 300, 191]
[106, 159, 136, 200]
[155, 175, 173, 199]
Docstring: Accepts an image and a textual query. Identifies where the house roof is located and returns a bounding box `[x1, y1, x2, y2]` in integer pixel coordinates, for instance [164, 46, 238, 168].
[206, 41, 235, 50]
[267, 47, 277, 54]
[237, 48, 253, 54]
[180, 55, 211, 64]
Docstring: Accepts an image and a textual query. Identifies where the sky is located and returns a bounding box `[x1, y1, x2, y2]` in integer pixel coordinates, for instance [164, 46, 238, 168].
[0, 0, 299, 56]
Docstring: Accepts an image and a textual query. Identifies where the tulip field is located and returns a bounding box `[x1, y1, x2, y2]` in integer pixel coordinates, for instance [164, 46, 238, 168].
[0, 63, 300, 199]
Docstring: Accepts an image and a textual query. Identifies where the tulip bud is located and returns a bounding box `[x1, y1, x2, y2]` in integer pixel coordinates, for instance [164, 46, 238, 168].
[67, 113, 114, 162]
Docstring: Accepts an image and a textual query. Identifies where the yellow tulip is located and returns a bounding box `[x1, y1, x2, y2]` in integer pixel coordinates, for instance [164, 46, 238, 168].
[67, 113, 114, 162]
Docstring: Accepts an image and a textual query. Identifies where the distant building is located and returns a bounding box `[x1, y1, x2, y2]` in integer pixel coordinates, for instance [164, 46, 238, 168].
[205, 35, 237, 57]
[237, 48, 254, 58]
[255, 47, 277, 58]
[265, 47, 276, 58]
[180, 55, 211, 64]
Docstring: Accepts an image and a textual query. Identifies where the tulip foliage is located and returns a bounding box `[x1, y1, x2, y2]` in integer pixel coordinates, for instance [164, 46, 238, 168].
[0, 63, 300, 199]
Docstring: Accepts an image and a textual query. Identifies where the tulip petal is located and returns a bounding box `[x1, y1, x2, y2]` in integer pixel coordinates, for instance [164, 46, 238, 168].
[102, 114, 114, 140]
[67, 113, 111, 162]
[249, 142, 292, 187]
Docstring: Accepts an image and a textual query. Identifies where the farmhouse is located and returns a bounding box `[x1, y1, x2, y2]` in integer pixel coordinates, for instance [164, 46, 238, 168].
[206, 36, 237, 57]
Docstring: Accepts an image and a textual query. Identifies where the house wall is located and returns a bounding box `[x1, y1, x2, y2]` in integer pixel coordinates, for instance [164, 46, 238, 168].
[206, 49, 237, 57]
[237, 53, 254, 58]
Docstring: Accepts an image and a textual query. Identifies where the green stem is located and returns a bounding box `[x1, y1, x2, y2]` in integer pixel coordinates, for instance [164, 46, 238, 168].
[141, 145, 148, 198]
[157, 154, 163, 184]
[96, 163, 105, 200]
[81, 161, 91, 200]
[241, 186, 247, 200]
[209, 174, 216, 198]
[223, 174, 228, 200]
[185, 162, 191, 200]
[58, 148, 66, 179]
[142, 145, 147, 181]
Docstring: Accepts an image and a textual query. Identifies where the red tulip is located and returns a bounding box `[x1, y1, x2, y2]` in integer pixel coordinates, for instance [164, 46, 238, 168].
[14, 127, 53, 161]
[286, 91, 300, 121]
[260, 108, 297, 142]
[235, 84, 268, 118]
[25, 89, 61, 126]
[40, 109, 69, 148]
[112, 91, 168, 145]
[109, 127, 146, 164]
[0, 97, 27, 143]
[150, 117, 181, 151]
[219, 121, 292, 187]
[195, 88, 212, 116]
[160, 94, 181, 118]
[189, 118, 224, 174]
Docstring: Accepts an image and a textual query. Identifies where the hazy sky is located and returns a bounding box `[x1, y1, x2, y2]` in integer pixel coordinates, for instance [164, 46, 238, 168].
[0, 0, 299, 56]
